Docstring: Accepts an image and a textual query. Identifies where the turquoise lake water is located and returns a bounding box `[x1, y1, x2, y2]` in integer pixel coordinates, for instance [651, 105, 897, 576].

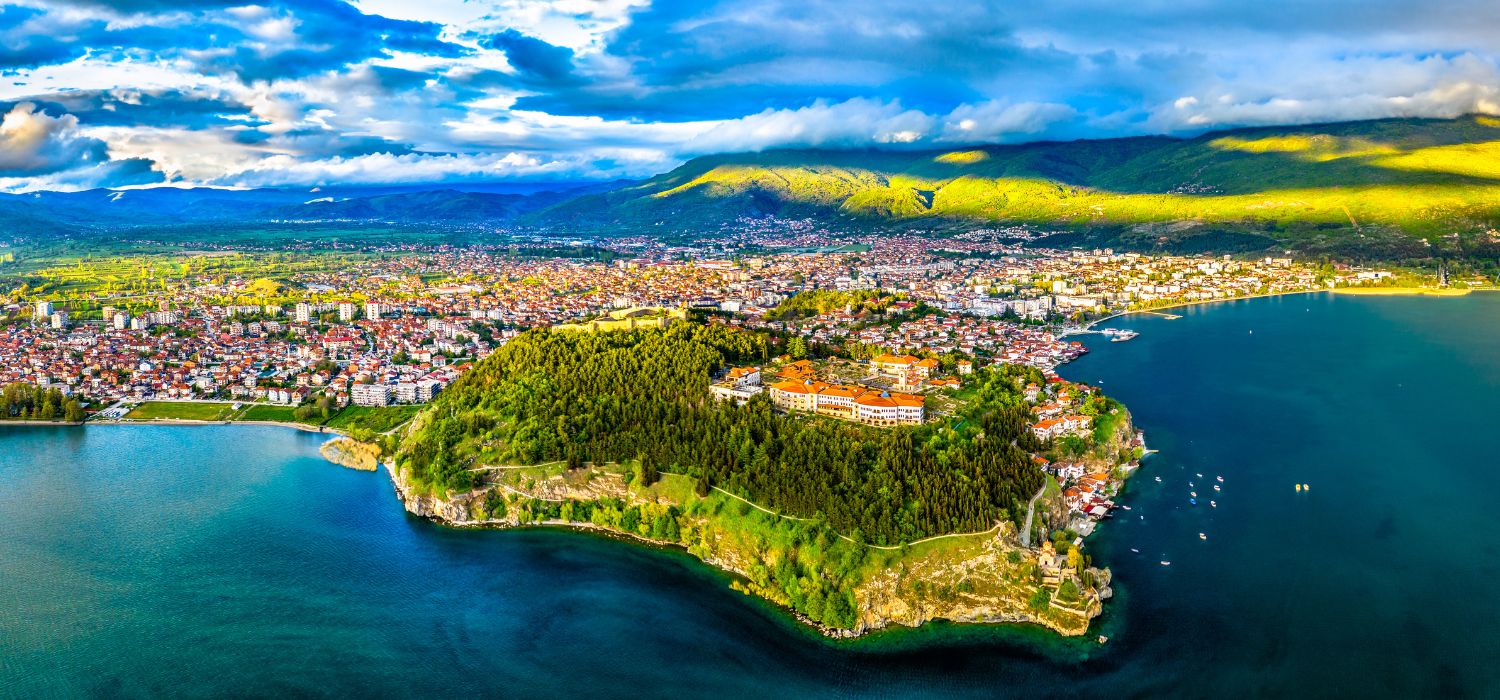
[2, 292, 1499, 698]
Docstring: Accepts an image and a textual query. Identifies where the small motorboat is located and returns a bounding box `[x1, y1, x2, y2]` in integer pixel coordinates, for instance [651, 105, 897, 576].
[1295, 484, 1302, 492]
[1160, 560, 1171, 566]
[1121, 505, 1132, 511]
[1199, 533, 1207, 540]
[1216, 476, 1224, 483]
[1189, 498, 1197, 505]
[1190, 491, 1197, 498]
[1155, 476, 1162, 482]
[1195, 472, 1203, 478]
[1130, 548, 1140, 553]
[1210, 500, 1216, 508]
[1213, 485, 1221, 492]
[1303, 483, 1310, 491]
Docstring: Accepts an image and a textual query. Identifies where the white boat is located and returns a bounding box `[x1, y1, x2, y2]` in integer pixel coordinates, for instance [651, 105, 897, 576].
[1160, 560, 1171, 566]
[1216, 476, 1224, 483]
[1199, 533, 1207, 540]
[1195, 472, 1203, 478]
[1190, 491, 1197, 498]
[1130, 548, 1140, 553]
[1155, 476, 1162, 482]
[1213, 485, 1221, 492]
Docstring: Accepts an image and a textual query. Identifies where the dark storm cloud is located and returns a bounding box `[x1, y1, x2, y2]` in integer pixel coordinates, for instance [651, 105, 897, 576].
[185, 0, 466, 81]
[1, 0, 465, 81]
[9, 89, 256, 129]
[483, 30, 579, 86]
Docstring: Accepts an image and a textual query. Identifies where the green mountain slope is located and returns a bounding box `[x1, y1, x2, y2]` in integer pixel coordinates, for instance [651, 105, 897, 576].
[532, 115, 1500, 254]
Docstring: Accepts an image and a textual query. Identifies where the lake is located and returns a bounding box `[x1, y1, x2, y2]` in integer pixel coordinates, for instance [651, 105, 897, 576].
[2, 292, 1498, 698]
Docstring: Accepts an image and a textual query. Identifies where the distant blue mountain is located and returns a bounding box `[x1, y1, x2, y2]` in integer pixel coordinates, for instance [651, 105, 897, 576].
[0, 181, 619, 230]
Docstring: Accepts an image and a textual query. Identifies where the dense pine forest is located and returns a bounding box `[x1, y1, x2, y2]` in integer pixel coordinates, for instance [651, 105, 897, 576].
[397, 324, 1047, 545]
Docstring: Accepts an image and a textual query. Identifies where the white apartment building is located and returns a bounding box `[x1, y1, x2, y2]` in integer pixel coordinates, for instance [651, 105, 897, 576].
[351, 383, 391, 407]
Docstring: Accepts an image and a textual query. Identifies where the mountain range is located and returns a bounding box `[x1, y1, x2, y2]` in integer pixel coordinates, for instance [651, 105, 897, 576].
[9, 116, 1500, 257]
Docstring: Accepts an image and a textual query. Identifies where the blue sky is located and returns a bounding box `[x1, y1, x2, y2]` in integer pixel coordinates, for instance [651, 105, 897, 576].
[2, 0, 1499, 191]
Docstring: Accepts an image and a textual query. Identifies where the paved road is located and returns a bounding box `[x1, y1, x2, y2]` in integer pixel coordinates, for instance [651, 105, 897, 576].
[1020, 484, 1047, 548]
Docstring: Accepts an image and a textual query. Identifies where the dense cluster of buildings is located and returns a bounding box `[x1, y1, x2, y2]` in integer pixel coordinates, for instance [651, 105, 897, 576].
[4, 231, 1391, 421]
[2, 297, 463, 409]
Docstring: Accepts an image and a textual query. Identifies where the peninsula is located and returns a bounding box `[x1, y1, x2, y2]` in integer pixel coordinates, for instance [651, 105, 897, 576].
[384, 323, 1142, 637]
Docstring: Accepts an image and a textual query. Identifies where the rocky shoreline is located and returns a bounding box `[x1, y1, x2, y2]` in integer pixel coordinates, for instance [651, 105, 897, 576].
[382, 460, 1103, 639]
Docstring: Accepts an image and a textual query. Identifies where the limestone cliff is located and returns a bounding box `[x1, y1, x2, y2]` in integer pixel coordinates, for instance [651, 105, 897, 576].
[383, 463, 1105, 639]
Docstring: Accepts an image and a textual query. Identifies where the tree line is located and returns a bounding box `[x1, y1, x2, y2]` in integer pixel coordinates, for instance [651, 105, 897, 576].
[397, 323, 1046, 545]
[2, 383, 85, 422]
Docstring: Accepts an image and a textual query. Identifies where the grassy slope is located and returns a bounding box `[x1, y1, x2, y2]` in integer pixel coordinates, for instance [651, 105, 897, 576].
[324, 405, 420, 433]
[531, 115, 1500, 252]
[481, 463, 1096, 635]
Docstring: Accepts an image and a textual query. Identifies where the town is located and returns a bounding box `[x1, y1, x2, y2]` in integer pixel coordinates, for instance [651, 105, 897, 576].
[0, 232, 1392, 419]
[0, 232, 1393, 541]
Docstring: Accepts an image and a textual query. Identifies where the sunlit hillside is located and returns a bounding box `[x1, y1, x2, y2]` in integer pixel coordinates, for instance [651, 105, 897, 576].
[533, 115, 1500, 254]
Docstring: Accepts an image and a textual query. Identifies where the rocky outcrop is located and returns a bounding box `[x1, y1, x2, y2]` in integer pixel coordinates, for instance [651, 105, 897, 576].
[387, 463, 482, 524]
[383, 464, 1103, 639]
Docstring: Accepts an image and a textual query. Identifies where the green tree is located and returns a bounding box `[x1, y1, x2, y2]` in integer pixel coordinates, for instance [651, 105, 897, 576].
[787, 335, 809, 359]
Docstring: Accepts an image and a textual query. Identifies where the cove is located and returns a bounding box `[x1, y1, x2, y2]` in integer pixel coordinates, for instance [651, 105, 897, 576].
[2, 292, 1498, 698]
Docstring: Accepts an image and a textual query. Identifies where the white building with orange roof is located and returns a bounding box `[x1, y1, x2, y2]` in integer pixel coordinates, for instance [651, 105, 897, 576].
[724, 366, 761, 387]
[869, 353, 921, 377]
[888, 392, 925, 424]
[1032, 418, 1064, 440]
[768, 378, 924, 426]
[913, 357, 940, 379]
[852, 391, 899, 424]
[768, 378, 826, 412]
[812, 383, 863, 419]
[852, 390, 924, 426]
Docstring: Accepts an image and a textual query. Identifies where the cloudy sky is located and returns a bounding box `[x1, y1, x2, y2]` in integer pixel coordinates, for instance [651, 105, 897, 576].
[2, 0, 1499, 191]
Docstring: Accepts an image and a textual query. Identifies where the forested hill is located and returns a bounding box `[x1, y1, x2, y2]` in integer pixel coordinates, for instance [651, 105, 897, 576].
[529, 115, 1500, 256]
[395, 324, 1048, 545]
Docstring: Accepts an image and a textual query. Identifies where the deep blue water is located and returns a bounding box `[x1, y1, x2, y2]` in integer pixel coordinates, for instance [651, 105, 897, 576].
[2, 292, 1499, 698]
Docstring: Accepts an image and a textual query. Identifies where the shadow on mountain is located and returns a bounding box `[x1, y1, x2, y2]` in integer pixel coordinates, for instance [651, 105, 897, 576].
[645, 114, 1500, 199]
